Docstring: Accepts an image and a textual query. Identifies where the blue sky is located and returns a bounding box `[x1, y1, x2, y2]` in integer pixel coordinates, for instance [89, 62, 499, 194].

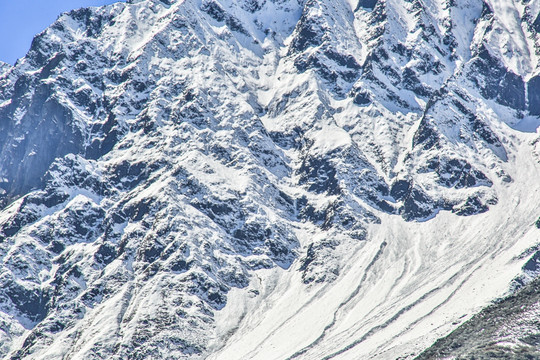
[0, 0, 123, 65]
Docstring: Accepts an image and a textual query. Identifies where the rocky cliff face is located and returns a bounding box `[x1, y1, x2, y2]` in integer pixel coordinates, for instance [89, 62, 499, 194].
[0, 0, 539, 359]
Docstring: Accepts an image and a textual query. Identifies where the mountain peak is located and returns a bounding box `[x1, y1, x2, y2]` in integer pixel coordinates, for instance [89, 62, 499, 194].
[0, 0, 540, 359]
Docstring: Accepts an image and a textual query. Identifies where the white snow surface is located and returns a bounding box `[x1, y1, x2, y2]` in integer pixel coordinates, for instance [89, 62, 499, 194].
[0, 0, 539, 359]
[211, 129, 540, 359]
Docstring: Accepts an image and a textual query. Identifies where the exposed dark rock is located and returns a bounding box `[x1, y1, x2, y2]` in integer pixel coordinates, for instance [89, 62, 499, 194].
[294, 48, 361, 86]
[171, 259, 190, 272]
[201, 0, 249, 35]
[3, 281, 49, 323]
[324, 49, 361, 70]
[390, 179, 412, 201]
[320, 200, 369, 236]
[289, 4, 325, 54]
[413, 117, 439, 150]
[533, 13, 540, 33]
[299, 243, 316, 272]
[39, 53, 65, 79]
[298, 155, 340, 195]
[0, 198, 40, 239]
[469, 113, 504, 148]
[452, 196, 488, 216]
[528, 75, 540, 116]
[86, 113, 121, 159]
[523, 251, 540, 272]
[350, 88, 371, 105]
[355, 0, 378, 10]
[0, 84, 84, 201]
[470, 45, 526, 110]
[241, 0, 265, 13]
[108, 160, 153, 191]
[139, 239, 165, 263]
[66, 6, 116, 38]
[125, 198, 154, 222]
[94, 243, 117, 266]
[401, 187, 436, 221]
[428, 158, 491, 189]
[402, 67, 432, 97]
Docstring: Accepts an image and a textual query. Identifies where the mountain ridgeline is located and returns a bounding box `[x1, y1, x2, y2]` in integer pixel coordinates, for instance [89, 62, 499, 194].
[0, 0, 540, 359]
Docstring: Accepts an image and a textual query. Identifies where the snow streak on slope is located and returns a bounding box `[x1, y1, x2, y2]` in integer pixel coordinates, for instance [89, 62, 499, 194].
[211, 128, 540, 359]
[0, 0, 539, 359]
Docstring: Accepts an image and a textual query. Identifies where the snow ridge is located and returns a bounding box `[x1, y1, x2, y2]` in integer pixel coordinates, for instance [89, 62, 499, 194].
[0, 0, 539, 359]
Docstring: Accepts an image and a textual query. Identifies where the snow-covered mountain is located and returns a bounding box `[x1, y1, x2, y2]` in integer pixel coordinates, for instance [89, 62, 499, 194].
[0, 0, 539, 358]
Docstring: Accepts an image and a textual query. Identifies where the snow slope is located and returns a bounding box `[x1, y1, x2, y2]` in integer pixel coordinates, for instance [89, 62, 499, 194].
[211, 128, 540, 359]
[0, 0, 539, 358]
